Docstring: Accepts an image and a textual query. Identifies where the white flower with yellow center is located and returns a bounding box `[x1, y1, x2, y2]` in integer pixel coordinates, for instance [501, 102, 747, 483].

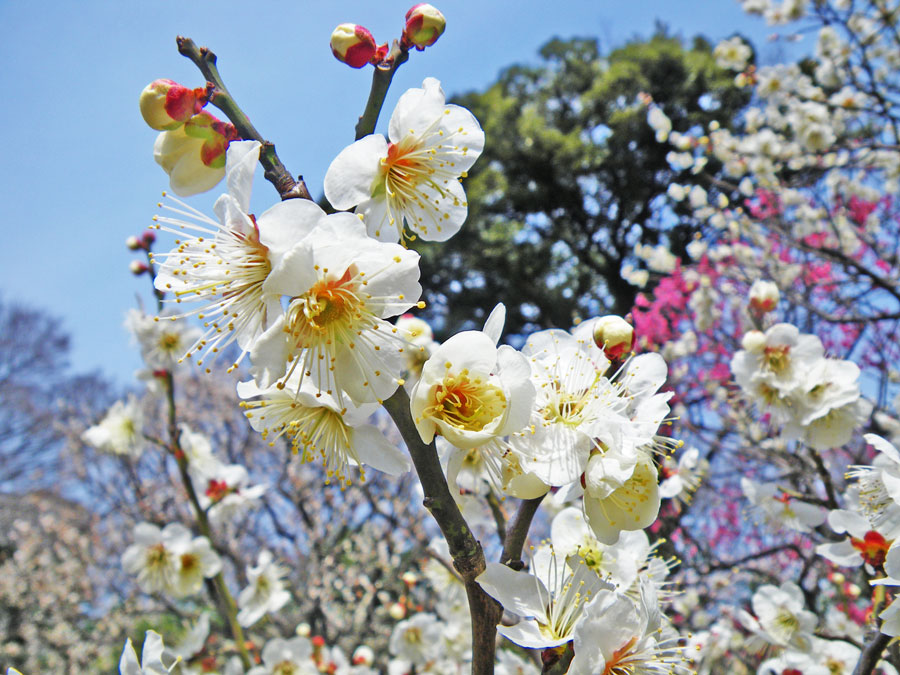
[324, 77, 484, 243]
[248, 213, 421, 405]
[151, 140, 323, 371]
[477, 545, 612, 649]
[82, 395, 145, 457]
[569, 586, 682, 675]
[124, 309, 202, 372]
[246, 637, 317, 675]
[582, 453, 662, 545]
[122, 522, 219, 597]
[409, 329, 534, 449]
[550, 507, 647, 591]
[237, 376, 410, 487]
[237, 550, 291, 627]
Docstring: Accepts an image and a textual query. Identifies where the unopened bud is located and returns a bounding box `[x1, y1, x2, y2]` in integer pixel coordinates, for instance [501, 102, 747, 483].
[388, 601, 406, 620]
[130, 260, 149, 275]
[154, 112, 237, 196]
[592, 315, 635, 360]
[311, 635, 326, 649]
[330, 23, 380, 68]
[402, 4, 446, 50]
[142, 230, 156, 247]
[126, 235, 142, 251]
[748, 279, 779, 313]
[352, 646, 375, 667]
[295, 622, 311, 637]
[741, 330, 766, 352]
[401, 571, 418, 586]
[139, 79, 204, 131]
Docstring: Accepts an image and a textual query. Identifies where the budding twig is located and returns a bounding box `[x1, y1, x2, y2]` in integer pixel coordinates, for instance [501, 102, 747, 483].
[175, 36, 312, 201]
[354, 42, 410, 140]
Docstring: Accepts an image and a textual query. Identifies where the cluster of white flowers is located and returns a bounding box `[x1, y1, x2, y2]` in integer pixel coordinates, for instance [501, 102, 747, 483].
[731, 323, 867, 449]
[477, 507, 681, 672]
[122, 522, 222, 598]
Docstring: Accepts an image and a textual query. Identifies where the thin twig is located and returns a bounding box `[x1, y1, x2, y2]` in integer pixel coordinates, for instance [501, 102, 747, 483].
[176, 36, 312, 201]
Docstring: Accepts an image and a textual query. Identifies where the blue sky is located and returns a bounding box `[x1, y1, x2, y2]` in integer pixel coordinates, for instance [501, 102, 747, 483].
[0, 1, 800, 385]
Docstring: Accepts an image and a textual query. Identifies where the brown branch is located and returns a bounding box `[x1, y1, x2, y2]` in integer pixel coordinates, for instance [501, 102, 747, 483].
[383, 387, 500, 675]
[176, 36, 312, 201]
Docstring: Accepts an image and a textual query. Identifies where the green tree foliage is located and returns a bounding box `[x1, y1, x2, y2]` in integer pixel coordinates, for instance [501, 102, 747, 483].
[414, 31, 750, 337]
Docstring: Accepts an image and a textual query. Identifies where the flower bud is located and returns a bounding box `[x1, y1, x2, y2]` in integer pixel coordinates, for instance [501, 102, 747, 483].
[402, 4, 446, 50]
[401, 571, 418, 586]
[330, 23, 379, 68]
[592, 315, 635, 360]
[741, 330, 766, 352]
[130, 260, 149, 275]
[126, 235, 142, 251]
[139, 79, 204, 131]
[352, 646, 375, 666]
[141, 230, 156, 247]
[748, 279, 779, 313]
[154, 112, 238, 196]
[388, 601, 406, 620]
[295, 622, 311, 637]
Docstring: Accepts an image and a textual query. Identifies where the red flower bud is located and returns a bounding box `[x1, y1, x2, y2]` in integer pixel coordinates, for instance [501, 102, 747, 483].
[130, 260, 149, 275]
[591, 315, 635, 360]
[125, 235, 142, 251]
[141, 230, 156, 247]
[139, 79, 205, 131]
[330, 23, 379, 68]
[402, 4, 446, 51]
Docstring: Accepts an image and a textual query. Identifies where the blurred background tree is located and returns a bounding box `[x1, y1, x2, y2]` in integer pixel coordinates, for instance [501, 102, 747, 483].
[414, 29, 750, 337]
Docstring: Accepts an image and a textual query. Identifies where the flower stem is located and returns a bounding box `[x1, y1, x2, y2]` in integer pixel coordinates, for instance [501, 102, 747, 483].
[176, 36, 312, 201]
[383, 387, 500, 675]
[354, 44, 410, 140]
[163, 371, 252, 670]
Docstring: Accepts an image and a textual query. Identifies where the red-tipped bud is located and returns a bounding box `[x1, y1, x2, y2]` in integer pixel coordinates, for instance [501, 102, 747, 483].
[155, 112, 238, 196]
[139, 79, 204, 131]
[592, 315, 635, 360]
[330, 23, 379, 68]
[748, 279, 780, 314]
[352, 646, 374, 667]
[141, 230, 156, 247]
[130, 260, 149, 275]
[402, 4, 445, 50]
[311, 635, 326, 649]
[126, 235, 142, 251]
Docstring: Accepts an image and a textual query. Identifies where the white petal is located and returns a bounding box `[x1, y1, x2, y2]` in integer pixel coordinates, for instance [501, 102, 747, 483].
[476, 562, 548, 620]
[482, 304, 506, 345]
[224, 140, 262, 213]
[324, 135, 389, 210]
[352, 424, 411, 476]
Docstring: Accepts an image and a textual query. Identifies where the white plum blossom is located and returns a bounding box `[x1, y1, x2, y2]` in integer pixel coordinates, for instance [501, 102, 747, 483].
[741, 478, 827, 532]
[121, 522, 221, 597]
[247, 637, 317, 675]
[81, 395, 145, 457]
[249, 212, 421, 405]
[550, 507, 648, 591]
[569, 586, 681, 675]
[237, 550, 291, 627]
[476, 546, 611, 649]
[124, 309, 202, 372]
[190, 456, 267, 524]
[714, 36, 752, 71]
[325, 77, 485, 243]
[151, 140, 321, 370]
[238, 375, 410, 486]
[410, 327, 534, 450]
[388, 612, 444, 665]
[659, 446, 707, 502]
[741, 581, 818, 649]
